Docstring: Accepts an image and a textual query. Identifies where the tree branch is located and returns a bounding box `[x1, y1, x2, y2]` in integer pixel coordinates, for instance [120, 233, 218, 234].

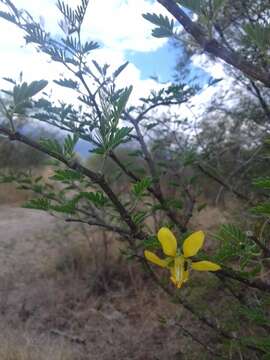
[0, 125, 145, 240]
[157, 0, 270, 88]
[65, 218, 131, 236]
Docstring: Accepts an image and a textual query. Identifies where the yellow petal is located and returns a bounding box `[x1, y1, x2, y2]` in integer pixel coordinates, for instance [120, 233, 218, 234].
[183, 269, 189, 282]
[183, 231, 205, 258]
[170, 273, 188, 288]
[191, 261, 221, 271]
[174, 256, 184, 283]
[170, 276, 183, 288]
[170, 256, 189, 288]
[157, 227, 177, 257]
[144, 250, 168, 268]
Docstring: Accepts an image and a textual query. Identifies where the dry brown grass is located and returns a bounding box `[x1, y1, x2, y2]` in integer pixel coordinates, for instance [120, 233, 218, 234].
[0, 182, 239, 359]
[0, 213, 193, 360]
[0, 328, 80, 360]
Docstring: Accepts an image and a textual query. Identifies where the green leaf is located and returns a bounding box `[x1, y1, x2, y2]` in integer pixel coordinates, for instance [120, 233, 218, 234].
[113, 86, 133, 119]
[143, 13, 174, 39]
[132, 177, 152, 197]
[251, 203, 270, 216]
[40, 138, 63, 155]
[239, 306, 270, 327]
[79, 191, 108, 207]
[63, 133, 79, 157]
[244, 23, 270, 49]
[23, 198, 51, 211]
[14, 80, 48, 102]
[82, 40, 99, 54]
[253, 177, 270, 190]
[143, 235, 160, 250]
[152, 27, 174, 38]
[113, 61, 129, 78]
[51, 199, 77, 214]
[50, 169, 82, 182]
[13, 80, 48, 111]
[132, 210, 147, 225]
[214, 224, 258, 269]
[0, 10, 17, 23]
[54, 78, 78, 89]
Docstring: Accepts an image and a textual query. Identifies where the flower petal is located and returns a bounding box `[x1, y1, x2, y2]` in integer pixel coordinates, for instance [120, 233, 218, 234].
[157, 227, 177, 257]
[169, 256, 189, 288]
[170, 276, 183, 288]
[191, 261, 221, 271]
[144, 250, 168, 268]
[183, 231, 205, 258]
[183, 269, 189, 282]
[170, 272, 189, 288]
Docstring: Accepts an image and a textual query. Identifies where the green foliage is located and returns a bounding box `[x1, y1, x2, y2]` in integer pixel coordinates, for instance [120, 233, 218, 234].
[239, 305, 270, 328]
[63, 133, 79, 158]
[54, 78, 79, 89]
[0, 1, 270, 358]
[142, 235, 160, 250]
[113, 61, 129, 79]
[93, 86, 133, 154]
[12, 80, 48, 114]
[50, 169, 83, 183]
[244, 23, 270, 50]
[40, 133, 78, 158]
[57, 0, 89, 33]
[132, 210, 148, 225]
[241, 336, 270, 356]
[214, 224, 259, 269]
[142, 13, 174, 38]
[40, 138, 63, 156]
[78, 191, 108, 207]
[23, 197, 51, 211]
[132, 177, 152, 198]
[251, 203, 270, 216]
[253, 177, 270, 190]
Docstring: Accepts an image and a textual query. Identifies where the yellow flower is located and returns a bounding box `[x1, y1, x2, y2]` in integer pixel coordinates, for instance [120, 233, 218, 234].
[144, 227, 221, 289]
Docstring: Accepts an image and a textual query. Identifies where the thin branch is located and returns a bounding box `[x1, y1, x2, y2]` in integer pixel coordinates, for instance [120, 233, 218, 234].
[175, 322, 228, 359]
[157, 0, 270, 88]
[197, 163, 253, 204]
[0, 125, 145, 241]
[249, 80, 270, 121]
[65, 218, 131, 236]
[218, 267, 270, 293]
[127, 113, 187, 232]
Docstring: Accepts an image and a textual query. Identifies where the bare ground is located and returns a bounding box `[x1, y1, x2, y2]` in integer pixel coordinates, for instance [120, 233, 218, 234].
[0, 204, 193, 360]
[0, 196, 233, 360]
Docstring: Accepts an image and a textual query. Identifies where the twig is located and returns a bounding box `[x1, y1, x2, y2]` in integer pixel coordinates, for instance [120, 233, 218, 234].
[157, 0, 270, 87]
[50, 329, 86, 346]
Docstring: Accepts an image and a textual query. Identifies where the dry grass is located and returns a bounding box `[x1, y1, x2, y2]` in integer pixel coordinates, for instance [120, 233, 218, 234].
[0, 328, 80, 360]
[0, 183, 245, 360]
[0, 209, 190, 360]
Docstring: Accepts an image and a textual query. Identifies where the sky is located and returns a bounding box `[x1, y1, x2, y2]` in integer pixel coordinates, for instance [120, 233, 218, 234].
[0, 0, 174, 98]
[0, 0, 229, 156]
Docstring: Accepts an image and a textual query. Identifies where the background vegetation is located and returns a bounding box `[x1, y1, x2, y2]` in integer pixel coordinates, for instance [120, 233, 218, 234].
[0, 0, 269, 359]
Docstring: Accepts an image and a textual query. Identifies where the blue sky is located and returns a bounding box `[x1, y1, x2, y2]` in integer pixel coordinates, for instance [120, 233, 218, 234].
[0, 0, 212, 96]
[0, 0, 226, 157]
[125, 44, 178, 82]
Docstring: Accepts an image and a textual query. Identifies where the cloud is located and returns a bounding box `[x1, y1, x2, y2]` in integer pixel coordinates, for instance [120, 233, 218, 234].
[0, 0, 169, 104]
[82, 0, 168, 52]
[1, 0, 169, 52]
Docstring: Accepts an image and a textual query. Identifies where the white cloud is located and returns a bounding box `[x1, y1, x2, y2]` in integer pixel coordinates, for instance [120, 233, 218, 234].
[0, 0, 169, 104]
[192, 53, 226, 79]
[83, 0, 168, 52]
